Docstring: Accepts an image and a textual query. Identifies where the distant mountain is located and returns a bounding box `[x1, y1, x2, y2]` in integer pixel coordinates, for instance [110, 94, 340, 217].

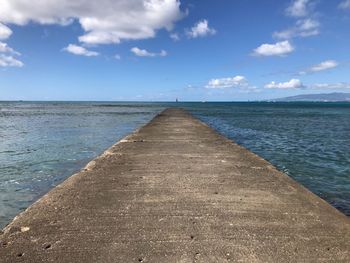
[272, 92, 350, 102]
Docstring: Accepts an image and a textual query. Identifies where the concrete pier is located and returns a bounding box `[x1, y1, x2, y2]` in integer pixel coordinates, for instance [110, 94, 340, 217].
[1, 108, 349, 262]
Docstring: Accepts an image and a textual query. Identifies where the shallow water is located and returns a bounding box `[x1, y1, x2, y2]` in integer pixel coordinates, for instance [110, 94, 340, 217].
[0, 102, 165, 228]
[185, 102, 350, 216]
[0, 101, 349, 228]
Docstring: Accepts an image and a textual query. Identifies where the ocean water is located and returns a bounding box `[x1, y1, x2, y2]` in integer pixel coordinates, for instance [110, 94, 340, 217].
[0, 102, 165, 229]
[0, 102, 349, 228]
[186, 102, 350, 216]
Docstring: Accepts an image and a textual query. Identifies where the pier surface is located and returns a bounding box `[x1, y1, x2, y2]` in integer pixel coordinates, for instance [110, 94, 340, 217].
[1, 108, 349, 262]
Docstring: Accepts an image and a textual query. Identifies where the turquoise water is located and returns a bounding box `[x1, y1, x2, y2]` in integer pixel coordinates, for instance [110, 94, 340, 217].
[0, 102, 349, 228]
[0, 102, 165, 229]
[186, 102, 350, 216]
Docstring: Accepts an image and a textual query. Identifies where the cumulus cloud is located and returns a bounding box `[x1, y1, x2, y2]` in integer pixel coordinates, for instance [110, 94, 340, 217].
[265, 79, 304, 89]
[286, 0, 313, 17]
[0, 22, 12, 40]
[253, 41, 294, 57]
[299, 60, 338, 75]
[63, 44, 99, 56]
[274, 19, 320, 39]
[339, 0, 350, 10]
[309, 60, 338, 72]
[275, 0, 320, 41]
[0, 42, 20, 55]
[186, 19, 216, 38]
[206, 76, 249, 89]
[0, 41, 23, 67]
[131, 47, 167, 57]
[0, 0, 184, 45]
[0, 54, 23, 67]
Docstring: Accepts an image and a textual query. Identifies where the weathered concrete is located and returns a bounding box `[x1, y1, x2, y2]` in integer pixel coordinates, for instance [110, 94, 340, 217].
[0, 108, 349, 262]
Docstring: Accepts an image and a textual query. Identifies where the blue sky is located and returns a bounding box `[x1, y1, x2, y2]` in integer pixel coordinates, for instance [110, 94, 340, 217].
[0, 0, 350, 101]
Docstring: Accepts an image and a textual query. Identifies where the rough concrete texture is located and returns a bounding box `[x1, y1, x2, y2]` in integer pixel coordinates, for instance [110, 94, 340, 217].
[0, 108, 349, 262]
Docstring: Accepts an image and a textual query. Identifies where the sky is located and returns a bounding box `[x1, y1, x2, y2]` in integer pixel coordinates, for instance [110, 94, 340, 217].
[0, 0, 350, 101]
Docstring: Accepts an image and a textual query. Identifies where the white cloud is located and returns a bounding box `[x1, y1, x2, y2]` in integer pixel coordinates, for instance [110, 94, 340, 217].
[115, 54, 121, 60]
[265, 79, 304, 89]
[296, 19, 320, 36]
[274, 19, 320, 39]
[170, 33, 180, 41]
[0, 40, 22, 67]
[300, 60, 339, 75]
[265, 80, 350, 90]
[309, 60, 338, 72]
[286, 0, 313, 17]
[206, 76, 248, 89]
[0, 0, 184, 45]
[0, 41, 20, 55]
[0, 22, 12, 40]
[187, 19, 216, 38]
[253, 41, 294, 57]
[63, 44, 99, 56]
[311, 82, 350, 89]
[131, 47, 167, 57]
[339, 0, 350, 10]
[0, 54, 23, 67]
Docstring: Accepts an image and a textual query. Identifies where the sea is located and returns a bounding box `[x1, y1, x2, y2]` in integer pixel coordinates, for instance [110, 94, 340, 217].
[0, 101, 349, 229]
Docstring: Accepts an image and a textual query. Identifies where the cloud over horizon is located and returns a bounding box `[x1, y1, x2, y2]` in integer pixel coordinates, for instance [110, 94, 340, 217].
[309, 60, 338, 72]
[206, 76, 247, 89]
[311, 82, 350, 89]
[204, 76, 259, 93]
[253, 41, 294, 57]
[265, 79, 304, 89]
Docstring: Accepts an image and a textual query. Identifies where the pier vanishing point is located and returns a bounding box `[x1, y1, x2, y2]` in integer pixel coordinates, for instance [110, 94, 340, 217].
[1, 108, 349, 262]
